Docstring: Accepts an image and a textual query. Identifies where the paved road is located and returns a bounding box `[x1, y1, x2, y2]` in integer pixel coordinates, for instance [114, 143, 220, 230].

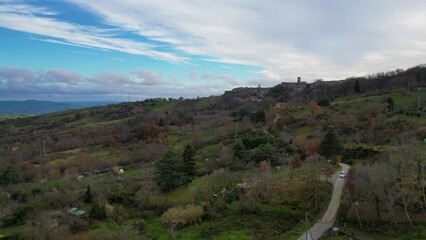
[298, 163, 351, 240]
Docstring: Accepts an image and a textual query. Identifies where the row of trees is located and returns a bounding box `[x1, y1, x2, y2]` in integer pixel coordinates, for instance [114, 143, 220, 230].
[343, 143, 425, 226]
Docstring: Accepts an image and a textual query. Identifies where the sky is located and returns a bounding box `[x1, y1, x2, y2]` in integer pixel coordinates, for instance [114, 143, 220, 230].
[0, 0, 426, 101]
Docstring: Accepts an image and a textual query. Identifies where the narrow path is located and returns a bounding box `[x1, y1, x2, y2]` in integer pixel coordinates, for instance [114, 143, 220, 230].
[298, 163, 351, 240]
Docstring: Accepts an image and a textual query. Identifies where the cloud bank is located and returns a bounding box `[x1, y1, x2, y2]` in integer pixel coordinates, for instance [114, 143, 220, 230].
[0, 67, 240, 101]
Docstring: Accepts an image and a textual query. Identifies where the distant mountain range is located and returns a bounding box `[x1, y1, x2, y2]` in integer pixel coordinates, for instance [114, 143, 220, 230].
[0, 100, 119, 115]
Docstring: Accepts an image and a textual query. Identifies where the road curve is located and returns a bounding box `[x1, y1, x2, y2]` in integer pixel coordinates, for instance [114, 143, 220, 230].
[298, 163, 351, 240]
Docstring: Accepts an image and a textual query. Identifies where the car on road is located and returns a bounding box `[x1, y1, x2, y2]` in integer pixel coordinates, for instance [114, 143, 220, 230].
[338, 171, 346, 178]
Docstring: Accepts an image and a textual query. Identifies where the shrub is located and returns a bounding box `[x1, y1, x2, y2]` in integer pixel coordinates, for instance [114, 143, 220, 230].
[10, 190, 28, 203]
[70, 218, 90, 233]
[161, 204, 204, 237]
[318, 99, 330, 106]
[90, 202, 107, 220]
[2, 205, 35, 226]
[132, 220, 147, 233]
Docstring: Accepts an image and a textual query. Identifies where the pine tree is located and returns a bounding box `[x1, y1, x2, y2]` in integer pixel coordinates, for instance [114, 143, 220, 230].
[320, 126, 344, 159]
[354, 80, 361, 94]
[155, 150, 184, 192]
[182, 143, 196, 183]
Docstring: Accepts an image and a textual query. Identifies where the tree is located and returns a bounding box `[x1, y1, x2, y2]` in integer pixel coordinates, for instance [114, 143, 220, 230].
[320, 126, 344, 160]
[354, 80, 361, 94]
[182, 143, 196, 183]
[84, 185, 93, 203]
[155, 150, 184, 192]
[324, 163, 334, 181]
[136, 123, 161, 140]
[290, 153, 302, 170]
[0, 166, 20, 185]
[386, 97, 395, 112]
[232, 140, 245, 161]
[251, 143, 277, 165]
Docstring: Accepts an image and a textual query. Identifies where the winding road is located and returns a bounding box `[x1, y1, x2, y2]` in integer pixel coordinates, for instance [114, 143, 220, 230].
[298, 163, 351, 240]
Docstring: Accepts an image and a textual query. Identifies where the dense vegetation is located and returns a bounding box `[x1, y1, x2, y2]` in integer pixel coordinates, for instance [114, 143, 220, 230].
[0, 67, 426, 239]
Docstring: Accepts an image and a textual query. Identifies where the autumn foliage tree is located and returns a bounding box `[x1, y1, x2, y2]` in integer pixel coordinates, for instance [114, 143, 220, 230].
[291, 153, 302, 170]
[137, 123, 161, 140]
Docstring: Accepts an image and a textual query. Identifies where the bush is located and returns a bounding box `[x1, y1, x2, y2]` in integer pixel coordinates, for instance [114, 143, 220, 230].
[90, 202, 107, 220]
[238, 189, 260, 214]
[70, 218, 90, 233]
[2, 205, 35, 226]
[161, 204, 204, 229]
[132, 220, 147, 233]
[10, 190, 28, 203]
[318, 99, 330, 106]
[0, 166, 20, 185]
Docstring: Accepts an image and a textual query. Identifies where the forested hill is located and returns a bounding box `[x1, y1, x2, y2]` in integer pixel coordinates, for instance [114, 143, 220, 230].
[0, 100, 117, 115]
[0, 65, 425, 239]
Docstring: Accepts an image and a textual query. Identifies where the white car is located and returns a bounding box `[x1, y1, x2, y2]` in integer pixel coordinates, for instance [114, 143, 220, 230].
[339, 171, 346, 178]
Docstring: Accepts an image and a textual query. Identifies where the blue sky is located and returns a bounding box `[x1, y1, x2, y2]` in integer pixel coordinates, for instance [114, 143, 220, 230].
[1, 0, 426, 101]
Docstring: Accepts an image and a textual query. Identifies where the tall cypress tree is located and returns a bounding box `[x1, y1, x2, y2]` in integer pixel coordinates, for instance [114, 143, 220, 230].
[354, 80, 361, 94]
[320, 126, 344, 159]
[84, 185, 93, 203]
[155, 150, 183, 192]
[182, 143, 196, 183]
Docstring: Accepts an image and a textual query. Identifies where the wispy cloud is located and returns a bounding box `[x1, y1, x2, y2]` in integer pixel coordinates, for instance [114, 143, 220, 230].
[0, 1, 186, 63]
[65, 0, 426, 82]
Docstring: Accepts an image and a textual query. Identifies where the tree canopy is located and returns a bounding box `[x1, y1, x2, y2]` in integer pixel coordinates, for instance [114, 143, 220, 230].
[155, 150, 184, 192]
[320, 126, 344, 160]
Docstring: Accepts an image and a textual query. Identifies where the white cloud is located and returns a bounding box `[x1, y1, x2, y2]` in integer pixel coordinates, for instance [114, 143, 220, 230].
[65, 0, 426, 84]
[0, 2, 186, 63]
[133, 70, 166, 86]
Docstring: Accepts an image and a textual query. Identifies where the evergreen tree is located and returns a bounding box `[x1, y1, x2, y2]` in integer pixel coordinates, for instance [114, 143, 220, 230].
[232, 140, 245, 160]
[182, 143, 196, 183]
[155, 150, 183, 192]
[0, 166, 20, 185]
[84, 185, 93, 203]
[387, 97, 395, 112]
[354, 80, 361, 94]
[320, 126, 344, 159]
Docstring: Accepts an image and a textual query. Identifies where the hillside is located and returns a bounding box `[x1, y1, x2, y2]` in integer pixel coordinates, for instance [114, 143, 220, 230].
[0, 73, 426, 239]
[0, 100, 118, 116]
